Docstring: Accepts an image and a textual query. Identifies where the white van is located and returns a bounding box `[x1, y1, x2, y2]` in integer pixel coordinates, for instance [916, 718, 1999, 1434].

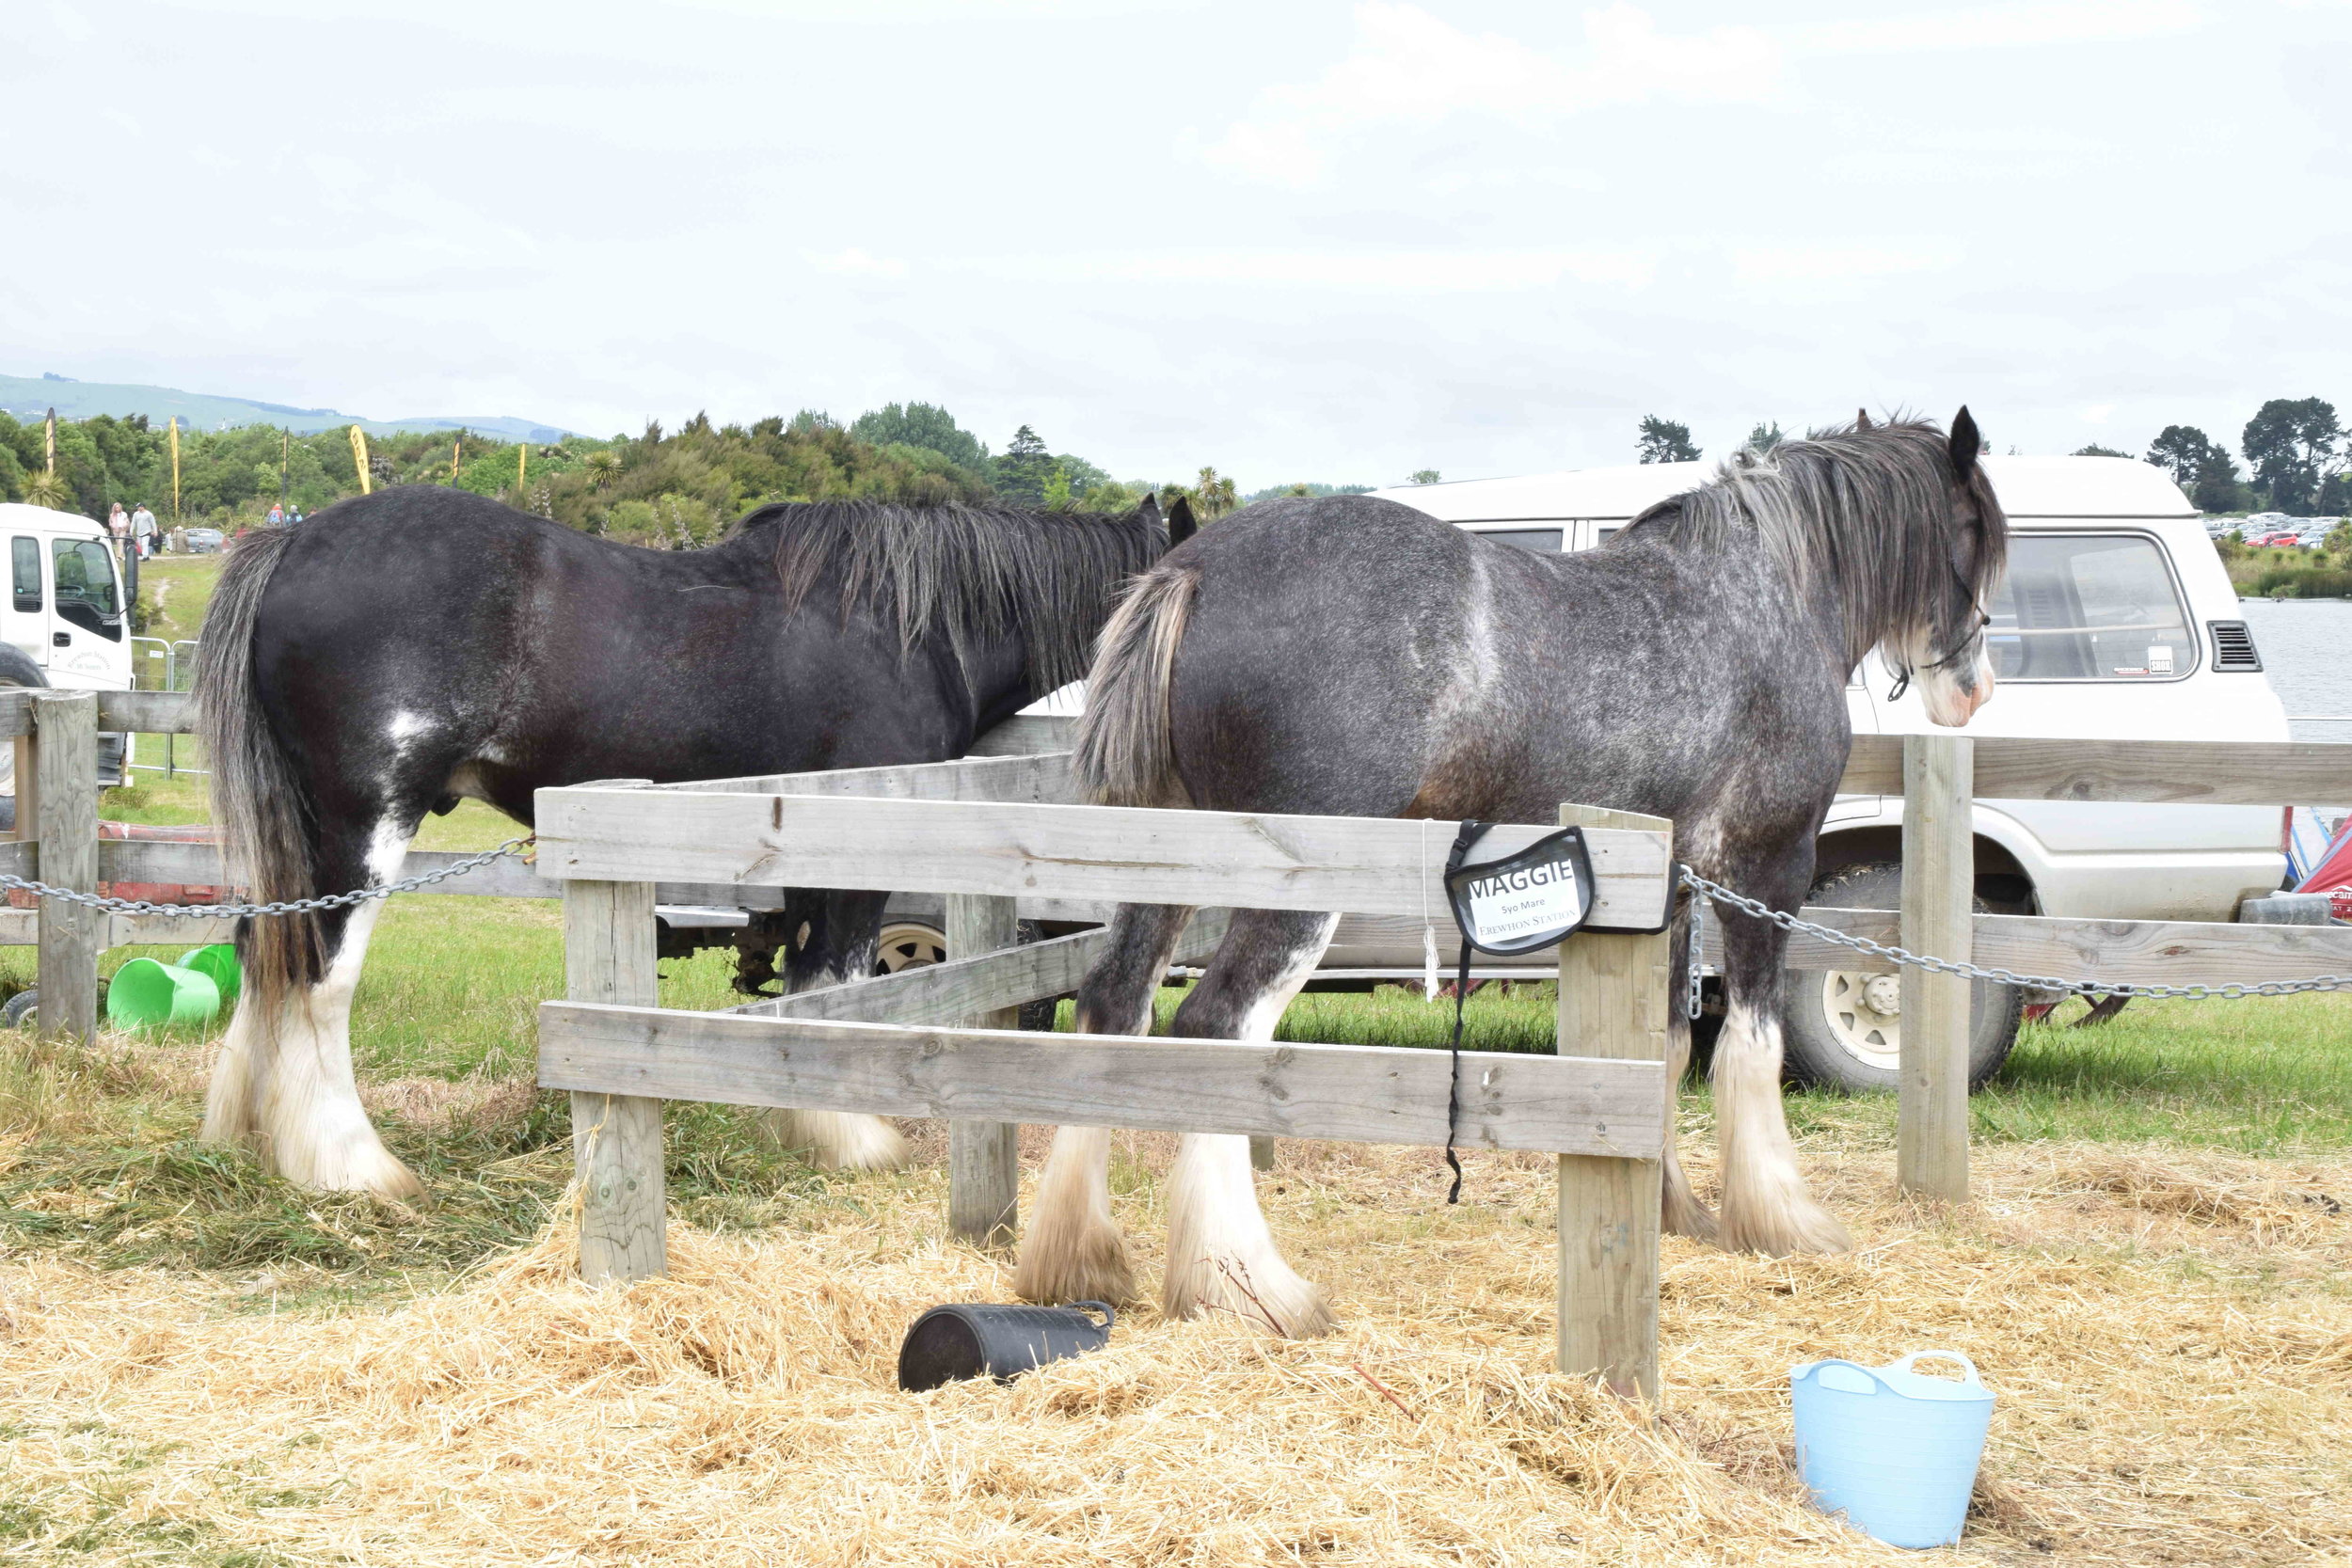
[0, 501, 135, 789]
[1357, 454, 2291, 1088]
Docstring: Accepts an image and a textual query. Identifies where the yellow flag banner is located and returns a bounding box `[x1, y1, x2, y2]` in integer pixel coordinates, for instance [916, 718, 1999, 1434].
[168, 418, 182, 520]
[348, 425, 373, 496]
[517, 441, 528, 490]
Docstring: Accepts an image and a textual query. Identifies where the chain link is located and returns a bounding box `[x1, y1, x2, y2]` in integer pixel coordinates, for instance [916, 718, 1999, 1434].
[1677, 863, 2352, 1014]
[0, 837, 534, 920]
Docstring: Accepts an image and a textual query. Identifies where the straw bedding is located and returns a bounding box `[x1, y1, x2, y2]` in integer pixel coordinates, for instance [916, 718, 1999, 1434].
[0, 1129, 2345, 1566]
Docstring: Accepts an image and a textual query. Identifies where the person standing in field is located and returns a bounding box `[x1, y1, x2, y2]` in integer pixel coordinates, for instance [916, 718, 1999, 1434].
[108, 502, 129, 545]
[132, 502, 158, 559]
[267, 500, 285, 528]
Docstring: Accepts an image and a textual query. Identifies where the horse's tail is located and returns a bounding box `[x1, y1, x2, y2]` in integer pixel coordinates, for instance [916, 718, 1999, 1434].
[1073, 563, 1198, 808]
[192, 527, 319, 1013]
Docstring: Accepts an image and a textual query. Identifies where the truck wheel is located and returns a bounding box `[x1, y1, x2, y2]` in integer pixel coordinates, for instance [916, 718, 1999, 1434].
[1779, 861, 2023, 1094]
[873, 917, 1056, 1030]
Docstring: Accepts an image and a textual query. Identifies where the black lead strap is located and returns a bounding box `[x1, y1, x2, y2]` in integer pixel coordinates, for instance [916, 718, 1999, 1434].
[1439, 821, 1486, 1205]
[1437, 816, 1600, 1207]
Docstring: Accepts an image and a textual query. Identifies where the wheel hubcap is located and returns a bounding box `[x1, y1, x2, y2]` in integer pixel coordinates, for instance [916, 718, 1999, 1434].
[874, 922, 947, 974]
[1820, 970, 1901, 1070]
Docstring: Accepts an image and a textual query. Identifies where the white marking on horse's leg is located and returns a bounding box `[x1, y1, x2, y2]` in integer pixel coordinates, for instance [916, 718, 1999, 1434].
[1013, 1125, 1132, 1306]
[199, 988, 266, 1148]
[1713, 1001, 1849, 1255]
[1660, 1011, 1718, 1242]
[758, 962, 909, 1172]
[1162, 912, 1339, 1336]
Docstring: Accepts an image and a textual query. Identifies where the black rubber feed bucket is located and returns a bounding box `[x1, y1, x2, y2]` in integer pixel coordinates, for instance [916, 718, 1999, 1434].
[898, 1301, 1116, 1391]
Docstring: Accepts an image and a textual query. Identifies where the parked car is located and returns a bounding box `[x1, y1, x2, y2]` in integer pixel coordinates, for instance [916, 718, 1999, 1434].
[1362, 454, 2293, 1091]
[182, 528, 226, 553]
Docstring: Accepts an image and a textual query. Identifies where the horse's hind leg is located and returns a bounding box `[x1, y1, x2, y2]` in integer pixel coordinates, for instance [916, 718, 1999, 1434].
[1162, 908, 1341, 1337]
[1713, 908, 1850, 1256]
[763, 890, 911, 1172]
[203, 811, 422, 1198]
[1661, 908, 1719, 1242]
[1014, 902, 1194, 1307]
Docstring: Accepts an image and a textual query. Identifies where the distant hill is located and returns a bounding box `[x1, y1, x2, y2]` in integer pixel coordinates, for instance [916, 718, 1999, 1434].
[0, 371, 571, 442]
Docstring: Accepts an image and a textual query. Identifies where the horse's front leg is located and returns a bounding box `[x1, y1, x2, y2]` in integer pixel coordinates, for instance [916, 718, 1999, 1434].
[1160, 909, 1340, 1337]
[1712, 900, 1851, 1255]
[1661, 902, 1720, 1242]
[763, 889, 911, 1171]
[1014, 902, 1195, 1308]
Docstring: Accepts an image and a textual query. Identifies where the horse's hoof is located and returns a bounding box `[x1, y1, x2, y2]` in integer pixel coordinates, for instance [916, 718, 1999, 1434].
[762, 1109, 910, 1172]
[1663, 1187, 1721, 1243]
[1163, 1250, 1335, 1338]
[1013, 1224, 1136, 1308]
[1720, 1196, 1851, 1257]
[285, 1142, 425, 1202]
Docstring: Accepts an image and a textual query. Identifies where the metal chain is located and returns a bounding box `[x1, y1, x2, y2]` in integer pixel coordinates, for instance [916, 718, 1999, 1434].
[0, 837, 534, 920]
[1677, 863, 2352, 1011]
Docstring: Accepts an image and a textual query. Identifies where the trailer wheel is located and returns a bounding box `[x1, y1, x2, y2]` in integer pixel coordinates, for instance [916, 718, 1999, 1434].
[1779, 861, 2022, 1094]
[5, 989, 38, 1030]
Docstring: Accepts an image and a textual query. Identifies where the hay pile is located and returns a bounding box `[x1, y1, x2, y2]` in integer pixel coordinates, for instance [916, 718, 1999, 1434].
[0, 1132, 2346, 1565]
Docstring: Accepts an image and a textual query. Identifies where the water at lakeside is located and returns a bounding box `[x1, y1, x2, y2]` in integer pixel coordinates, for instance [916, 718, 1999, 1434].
[2238, 598, 2352, 742]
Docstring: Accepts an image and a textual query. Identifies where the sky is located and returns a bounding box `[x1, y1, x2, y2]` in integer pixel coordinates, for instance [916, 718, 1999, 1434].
[6, 0, 2349, 489]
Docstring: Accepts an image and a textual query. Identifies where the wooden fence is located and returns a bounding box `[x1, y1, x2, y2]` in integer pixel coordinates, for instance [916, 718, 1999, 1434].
[12, 689, 2352, 1217]
[535, 772, 1682, 1395]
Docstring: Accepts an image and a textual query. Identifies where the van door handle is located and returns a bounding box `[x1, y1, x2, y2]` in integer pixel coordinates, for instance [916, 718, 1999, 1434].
[51, 632, 68, 647]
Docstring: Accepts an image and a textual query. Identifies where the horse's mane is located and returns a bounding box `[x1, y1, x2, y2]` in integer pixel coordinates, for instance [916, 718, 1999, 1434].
[1618, 417, 2007, 667]
[740, 499, 1166, 689]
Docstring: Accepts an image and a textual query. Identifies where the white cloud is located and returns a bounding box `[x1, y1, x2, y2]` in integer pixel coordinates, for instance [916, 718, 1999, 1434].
[806, 247, 910, 279]
[1731, 246, 1956, 283]
[1201, 3, 1781, 186]
[2084, 403, 2115, 423]
[958, 247, 1656, 292]
[1804, 0, 2202, 53]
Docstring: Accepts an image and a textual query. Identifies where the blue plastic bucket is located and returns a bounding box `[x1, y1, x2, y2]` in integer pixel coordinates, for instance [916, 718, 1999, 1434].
[1791, 1351, 1993, 1548]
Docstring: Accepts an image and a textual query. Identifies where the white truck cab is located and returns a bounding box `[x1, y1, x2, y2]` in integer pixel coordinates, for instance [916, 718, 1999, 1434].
[0, 502, 134, 693]
[1365, 455, 2291, 1089]
[0, 502, 135, 796]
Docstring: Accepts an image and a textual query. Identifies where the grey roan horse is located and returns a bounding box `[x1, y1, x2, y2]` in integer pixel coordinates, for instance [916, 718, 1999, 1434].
[1015, 412, 2006, 1335]
[193, 489, 1181, 1198]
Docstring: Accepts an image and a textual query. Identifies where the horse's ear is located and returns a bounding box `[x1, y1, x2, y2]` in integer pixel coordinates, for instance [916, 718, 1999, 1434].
[1167, 494, 1198, 548]
[1137, 493, 1162, 531]
[1855, 407, 1872, 431]
[1948, 406, 1982, 472]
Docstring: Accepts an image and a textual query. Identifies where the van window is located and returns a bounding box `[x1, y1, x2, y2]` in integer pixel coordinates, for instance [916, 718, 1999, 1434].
[51, 539, 122, 641]
[1986, 534, 2192, 681]
[10, 538, 39, 613]
[1476, 527, 1563, 553]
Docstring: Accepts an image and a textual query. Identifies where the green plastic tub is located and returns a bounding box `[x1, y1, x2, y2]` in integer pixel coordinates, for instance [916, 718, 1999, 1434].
[177, 943, 242, 1006]
[107, 958, 222, 1030]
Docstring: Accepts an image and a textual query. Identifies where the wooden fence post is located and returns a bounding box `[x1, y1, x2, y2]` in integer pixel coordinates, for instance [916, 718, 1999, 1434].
[945, 892, 1020, 1245]
[1899, 734, 1974, 1202]
[565, 877, 666, 1281]
[34, 692, 99, 1045]
[1554, 803, 1669, 1401]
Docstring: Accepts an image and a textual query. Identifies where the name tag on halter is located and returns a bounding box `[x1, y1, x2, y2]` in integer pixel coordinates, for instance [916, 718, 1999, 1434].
[1442, 823, 1596, 956]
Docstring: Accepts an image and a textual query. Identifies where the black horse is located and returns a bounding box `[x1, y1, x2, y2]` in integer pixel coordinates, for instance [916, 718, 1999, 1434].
[194, 488, 1180, 1196]
[1016, 413, 2005, 1335]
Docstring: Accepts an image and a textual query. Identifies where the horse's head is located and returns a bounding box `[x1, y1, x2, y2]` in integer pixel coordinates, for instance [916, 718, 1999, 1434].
[1882, 407, 2007, 726]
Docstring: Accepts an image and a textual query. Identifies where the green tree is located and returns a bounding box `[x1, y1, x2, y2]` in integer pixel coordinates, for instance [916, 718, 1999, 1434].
[1744, 421, 1786, 453]
[2146, 424, 2224, 486]
[2243, 397, 2343, 513]
[2072, 443, 2132, 458]
[1191, 466, 1238, 519]
[993, 424, 1053, 506]
[850, 402, 989, 473]
[1408, 468, 1440, 484]
[1636, 416, 1699, 464]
